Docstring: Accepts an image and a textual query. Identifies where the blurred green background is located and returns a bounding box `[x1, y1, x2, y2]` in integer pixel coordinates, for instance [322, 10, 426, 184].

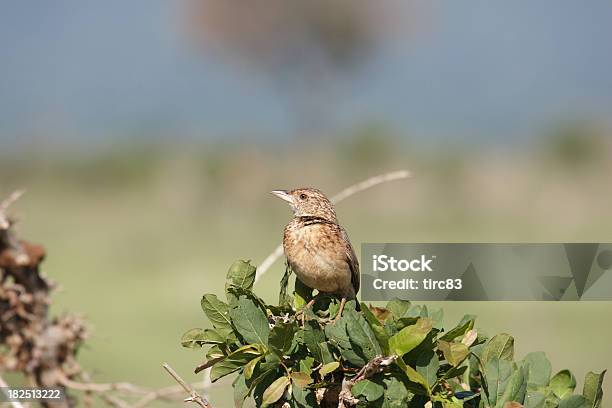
[2, 1, 612, 406]
[2, 133, 612, 405]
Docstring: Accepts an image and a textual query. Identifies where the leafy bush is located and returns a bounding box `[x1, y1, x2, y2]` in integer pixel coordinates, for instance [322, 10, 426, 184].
[182, 260, 606, 408]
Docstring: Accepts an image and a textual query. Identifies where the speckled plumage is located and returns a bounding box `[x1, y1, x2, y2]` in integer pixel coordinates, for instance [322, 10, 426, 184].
[272, 188, 359, 300]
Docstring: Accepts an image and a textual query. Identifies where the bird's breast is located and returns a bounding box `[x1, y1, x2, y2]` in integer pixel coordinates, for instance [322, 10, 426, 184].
[283, 222, 351, 295]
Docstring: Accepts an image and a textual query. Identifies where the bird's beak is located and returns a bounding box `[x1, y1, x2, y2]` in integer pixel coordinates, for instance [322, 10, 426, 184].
[271, 190, 293, 204]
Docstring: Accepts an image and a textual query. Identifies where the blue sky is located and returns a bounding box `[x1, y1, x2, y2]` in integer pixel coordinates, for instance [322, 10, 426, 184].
[1, 1, 611, 145]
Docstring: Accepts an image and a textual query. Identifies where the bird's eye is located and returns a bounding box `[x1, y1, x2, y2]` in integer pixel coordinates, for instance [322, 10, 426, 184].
[299, 193, 307, 200]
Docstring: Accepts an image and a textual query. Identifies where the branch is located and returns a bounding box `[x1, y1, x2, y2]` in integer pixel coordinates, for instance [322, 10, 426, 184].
[162, 363, 212, 408]
[132, 371, 213, 408]
[131, 384, 205, 408]
[60, 374, 217, 408]
[337, 355, 397, 408]
[255, 169, 411, 282]
[0, 190, 24, 229]
[59, 375, 151, 395]
[329, 170, 411, 204]
[99, 394, 132, 408]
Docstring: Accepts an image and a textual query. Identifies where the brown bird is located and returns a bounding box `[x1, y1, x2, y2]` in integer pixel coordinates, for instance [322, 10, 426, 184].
[271, 188, 359, 321]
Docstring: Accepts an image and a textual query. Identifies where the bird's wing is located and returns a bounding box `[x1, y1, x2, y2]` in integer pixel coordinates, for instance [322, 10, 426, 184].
[341, 226, 360, 296]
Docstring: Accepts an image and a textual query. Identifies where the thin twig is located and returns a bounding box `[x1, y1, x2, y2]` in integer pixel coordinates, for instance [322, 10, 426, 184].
[0, 190, 25, 229]
[329, 170, 410, 204]
[162, 363, 212, 408]
[338, 355, 397, 408]
[99, 394, 132, 408]
[60, 372, 222, 407]
[59, 375, 150, 395]
[131, 381, 210, 408]
[255, 170, 411, 282]
[131, 385, 189, 408]
[200, 367, 212, 402]
[0, 190, 24, 213]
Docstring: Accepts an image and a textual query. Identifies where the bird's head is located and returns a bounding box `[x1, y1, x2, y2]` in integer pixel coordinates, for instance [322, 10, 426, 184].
[271, 188, 337, 222]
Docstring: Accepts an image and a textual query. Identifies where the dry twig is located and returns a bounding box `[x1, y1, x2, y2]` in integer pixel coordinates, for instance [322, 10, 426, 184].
[162, 363, 212, 408]
[337, 355, 397, 408]
[0, 190, 24, 229]
[59, 373, 217, 407]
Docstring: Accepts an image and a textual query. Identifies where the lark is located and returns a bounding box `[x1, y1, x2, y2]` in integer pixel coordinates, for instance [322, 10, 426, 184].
[271, 188, 359, 321]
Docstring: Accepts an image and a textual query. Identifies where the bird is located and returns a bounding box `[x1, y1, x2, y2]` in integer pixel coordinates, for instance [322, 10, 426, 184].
[271, 187, 359, 321]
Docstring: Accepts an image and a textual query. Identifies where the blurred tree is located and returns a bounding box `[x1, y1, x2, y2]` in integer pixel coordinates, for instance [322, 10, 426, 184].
[185, 0, 415, 131]
[336, 121, 396, 173]
[546, 121, 606, 168]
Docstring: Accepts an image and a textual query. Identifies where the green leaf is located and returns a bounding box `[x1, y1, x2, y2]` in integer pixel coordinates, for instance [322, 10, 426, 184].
[583, 370, 606, 408]
[550, 370, 576, 400]
[344, 308, 383, 361]
[201, 294, 233, 333]
[484, 357, 514, 407]
[523, 352, 552, 389]
[440, 315, 475, 342]
[352, 379, 384, 401]
[394, 317, 420, 331]
[195, 356, 225, 374]
[292, 384, 317, 408]
[497, 364, 527, 408]
[438, 340, 469, 367]
[416, 350, 439, 387]
[229, 296, 270, 345]
[261, 376, 290, 406]
[226, 285, 268, 313]
[481, 333, 514, 366]
[279, 263, 292, 305]
[290, 371, 313, 388]
[462, 329, 478, 347]
[429, 308, 445, 330]
[195, 342, 236, 374]
[294, 278, 312, 309]
[233, 372, 249, 408]
[252, 368, 281, 407]
[525, 391, 547, 408]
[325, 318, 366, 366]
[299, 356, 315, 373]
[256, 354, 279, 371]
[269, 322, 297, 355]
[406, 304, 424, 318]
[386, 298, 411, 319]
[181, 328, 224, 348]
[303, 321, 334, 364]
[244, 355, 264, 380]
[432, 395, 465, 408]
[206, 344, 224, 359]
[527, 388, 559, 408]
[389, 317, 433, 357]
[226, 260, 256, 291]
[210, 345, 262, 382]
[442, 365, 468, 381]
[361, 302, 391, 355]
[319, 362, 340, 377]
[395, 358, 430, 395]
[383, 377, 409, 406]
[559, 395, 589, 408]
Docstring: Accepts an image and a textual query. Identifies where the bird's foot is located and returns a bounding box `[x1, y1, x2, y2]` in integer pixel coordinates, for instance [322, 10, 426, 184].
[330, 297, 348, 325]
[294, 298, 317, 326]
